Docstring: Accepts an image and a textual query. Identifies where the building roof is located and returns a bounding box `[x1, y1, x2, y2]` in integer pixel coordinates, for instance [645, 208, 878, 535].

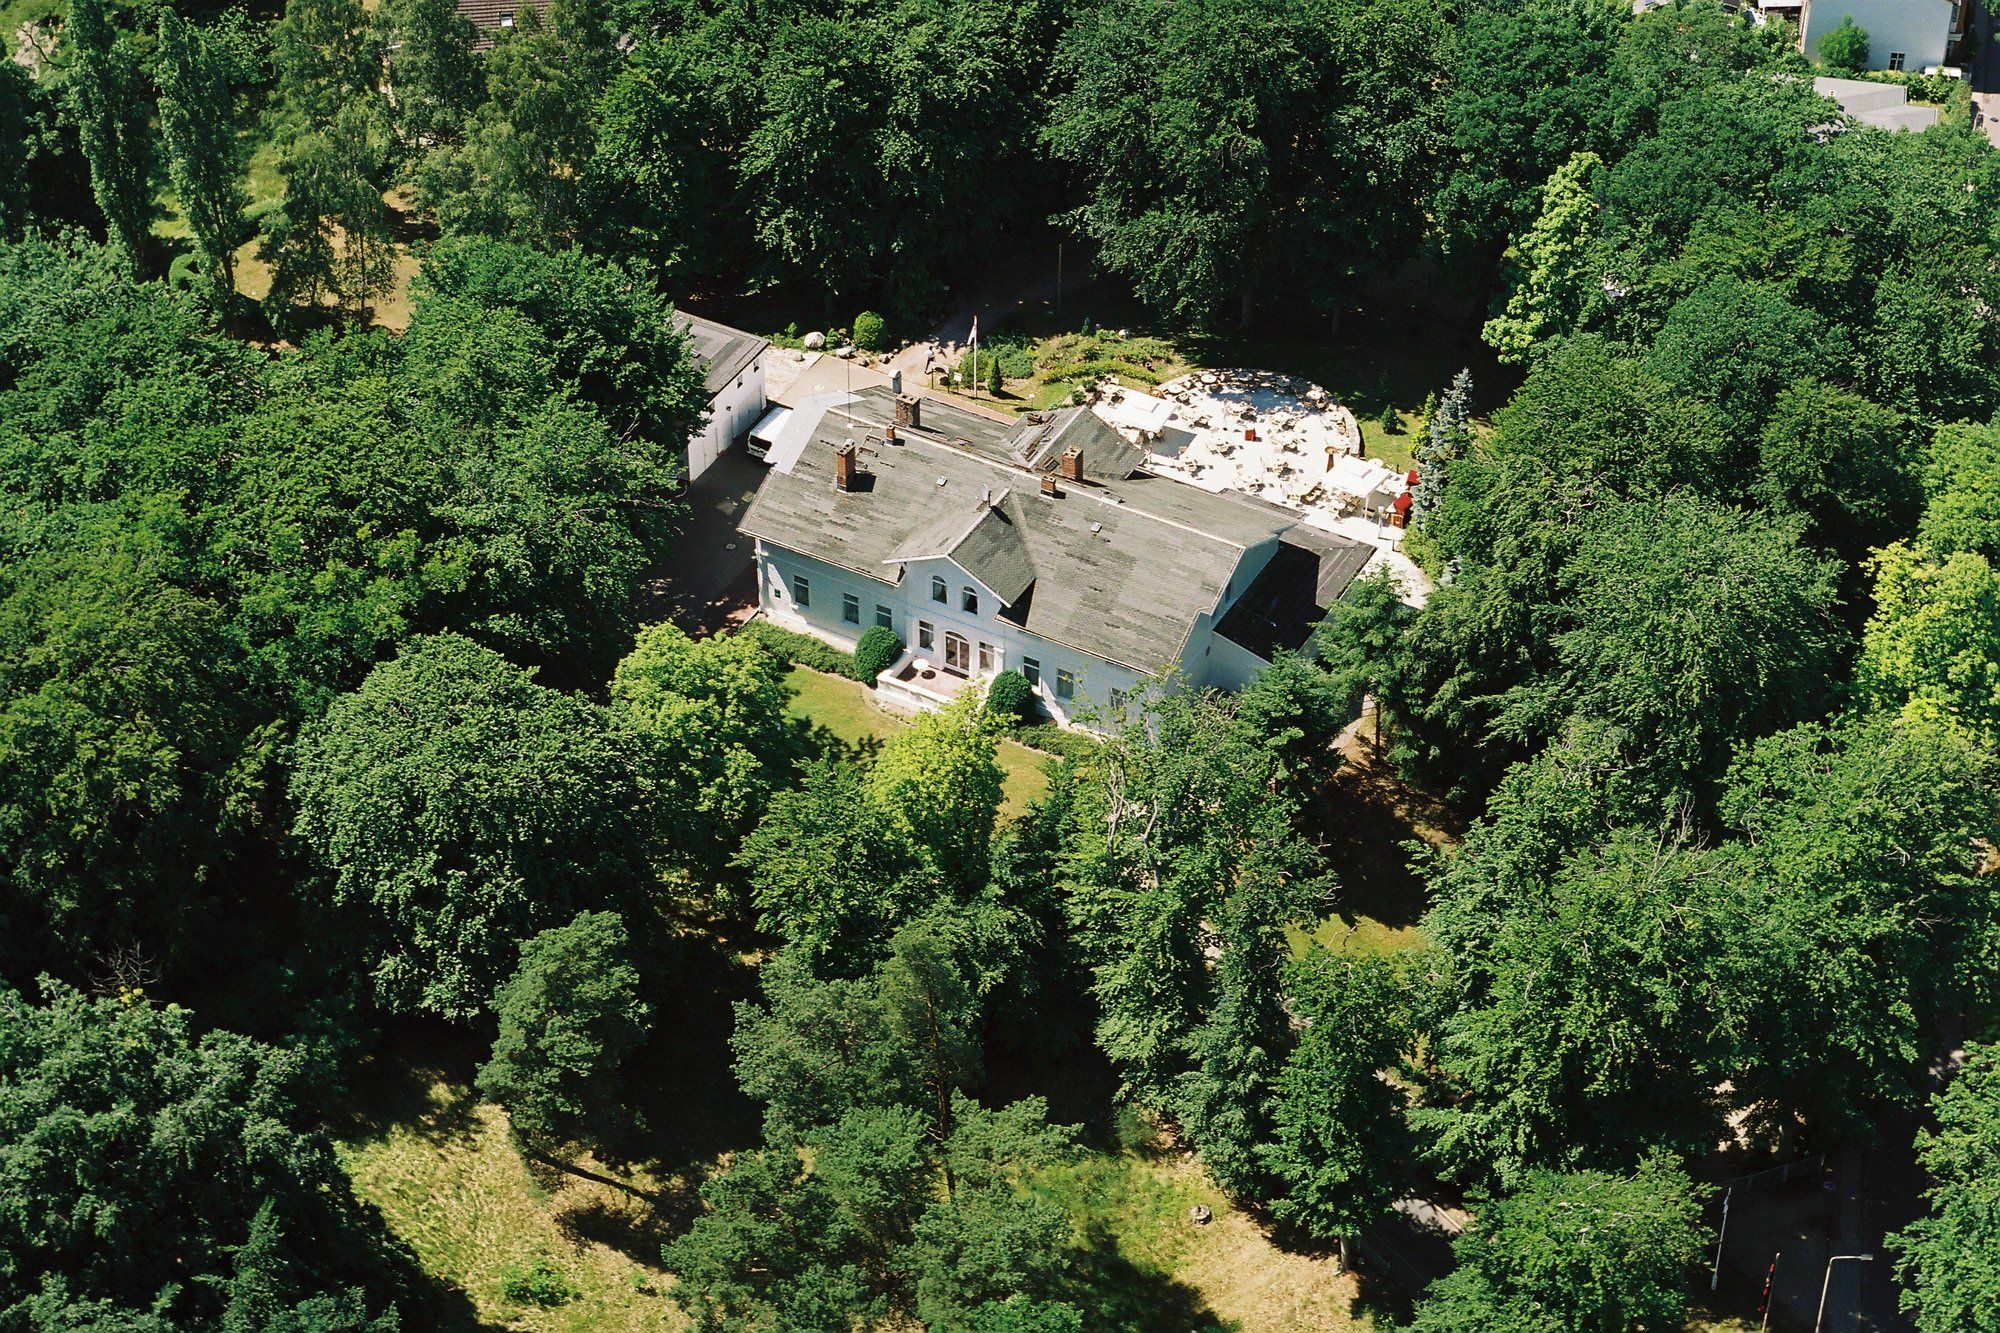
[1214, 528, 1375, 660]
[674, 313, 770, 402]
[452, 0, 542, 49]
[740, 386, 1360, 673]
[1011, 406, 1148, 479]
[887, 501, 1039, 605]
[1812, 75, 1942, 132]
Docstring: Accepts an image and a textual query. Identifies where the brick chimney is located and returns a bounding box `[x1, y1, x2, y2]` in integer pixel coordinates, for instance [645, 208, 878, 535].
[1058, 447, 1084, 483]
[884, 422, 899, 445]
[1040, 474, 1059, 498]
[833, 442, 859, 491]
[895, 393, 921, 431]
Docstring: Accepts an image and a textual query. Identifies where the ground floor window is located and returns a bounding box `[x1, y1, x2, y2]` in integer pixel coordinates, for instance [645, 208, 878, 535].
[918, 621, 934, 651]
[1888, 50, 1905, 70]
[1021, 657, 1040, 686]
[1108, 688, 1128, 712]
[842, 593, 860, 624]
[978, 641, 995, 673]
[945, 632, 970, 672]
[876, 604, 893, 629]
[1055, 669, 1075, 701]
[791, 574, 810, 608]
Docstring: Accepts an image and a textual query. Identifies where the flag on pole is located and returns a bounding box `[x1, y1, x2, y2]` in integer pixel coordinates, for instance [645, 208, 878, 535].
[970, 315, 979, 398]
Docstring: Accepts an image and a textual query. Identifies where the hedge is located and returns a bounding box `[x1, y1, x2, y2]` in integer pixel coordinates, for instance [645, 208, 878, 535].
[737, 620, 855, 676]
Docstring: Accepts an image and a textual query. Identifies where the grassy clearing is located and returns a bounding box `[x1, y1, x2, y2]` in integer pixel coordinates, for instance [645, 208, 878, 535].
[338, 1081, 681, 1332]
[1288, 912, 1426, 959]
[1036, 1137, 1377, 1332]
[782, 664, 1053, 819]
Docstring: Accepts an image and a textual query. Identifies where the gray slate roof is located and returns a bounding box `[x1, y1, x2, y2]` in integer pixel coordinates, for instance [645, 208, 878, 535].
[674, 313, 769, 401]
[741, 386, 1329, 672]
[886, 503, 1038, 605]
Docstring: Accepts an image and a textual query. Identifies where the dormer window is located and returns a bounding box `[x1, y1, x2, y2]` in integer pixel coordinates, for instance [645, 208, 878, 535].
[962, 588, 978, 614]
[931, 575, 947, 603]
[499, 13, 514, 24]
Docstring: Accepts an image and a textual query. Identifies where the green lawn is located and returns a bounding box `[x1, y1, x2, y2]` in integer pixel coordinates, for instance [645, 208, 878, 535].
[1034, 1129, 1377, 1332]
[782, 665, 1053, 818]
[338, 1080, 679, 1332]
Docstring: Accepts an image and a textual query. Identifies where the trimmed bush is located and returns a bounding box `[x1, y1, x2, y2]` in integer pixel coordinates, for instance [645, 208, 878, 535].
[852, 310, 888, 351]
[984, 669, 1033, 722]
[853, 625, 903, 683]
[737, 620, 855, 677]
[1818, 16, 1869, 72]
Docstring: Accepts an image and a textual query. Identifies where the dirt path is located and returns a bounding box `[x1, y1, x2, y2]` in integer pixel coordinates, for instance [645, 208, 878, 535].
[886, 245, 1074, 383]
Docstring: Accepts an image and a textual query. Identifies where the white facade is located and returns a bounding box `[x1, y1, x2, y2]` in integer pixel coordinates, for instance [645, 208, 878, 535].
[688, 352, 768, 480]
[1801, 0, 1956, 71]
[751, 527, 1296, 731]
[755, 541, 1171, 727]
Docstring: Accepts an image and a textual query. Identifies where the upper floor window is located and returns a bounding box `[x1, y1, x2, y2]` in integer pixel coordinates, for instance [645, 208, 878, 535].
[917, 621, 935, 650]
[931, 575, 948, 603]
[962, 587, 978, 614]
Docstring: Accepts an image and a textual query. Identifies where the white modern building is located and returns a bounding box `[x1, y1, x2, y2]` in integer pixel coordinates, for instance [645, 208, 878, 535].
[675, 313, 771, 481]
[738, 387, 1369, 729]
[1796, 0, 1965, 71]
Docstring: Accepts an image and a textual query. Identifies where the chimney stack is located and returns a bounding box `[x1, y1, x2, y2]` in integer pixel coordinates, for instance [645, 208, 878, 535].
[1059, 447, 1084, 483]
[895, 393, 921, 431]
[884, 422, 899, 445]
[1040, 474, 1059, 498]
[833, 442, 859, 491]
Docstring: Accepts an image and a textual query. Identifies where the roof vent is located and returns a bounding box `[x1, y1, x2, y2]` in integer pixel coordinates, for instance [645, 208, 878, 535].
[937, 477, 948, 487]
[1090, 521, 1102, 535]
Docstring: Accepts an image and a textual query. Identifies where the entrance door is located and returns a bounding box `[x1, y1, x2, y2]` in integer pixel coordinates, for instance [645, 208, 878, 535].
[944, 632, 970, 672]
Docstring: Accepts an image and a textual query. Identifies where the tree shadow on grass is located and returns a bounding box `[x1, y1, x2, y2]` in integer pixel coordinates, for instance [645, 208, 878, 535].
[1063, 1220, 1229, 1333]
[566, 931, 766, 1259]
[326, 1018, 490, 1147]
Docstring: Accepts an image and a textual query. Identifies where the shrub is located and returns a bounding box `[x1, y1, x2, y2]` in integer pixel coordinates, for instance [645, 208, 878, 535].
[737, 620, 855, 676]
[1818, 16, 1869, 72]
[852, 310, 888, 351]
[500, 1257, 576, 1306]
[988, 356, 1004, 396]
[1378, 402, 1400, 434]
[984, 670, 1033, 722]
[853, 625, 903, 683]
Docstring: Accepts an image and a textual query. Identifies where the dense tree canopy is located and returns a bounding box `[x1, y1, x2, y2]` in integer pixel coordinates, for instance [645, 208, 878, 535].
[292, 634, 656, 1021]
[0, 980, 407, 1330]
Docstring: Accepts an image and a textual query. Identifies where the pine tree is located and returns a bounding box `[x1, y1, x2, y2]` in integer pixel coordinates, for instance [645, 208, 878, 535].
[1413, 369, 1472, 531]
